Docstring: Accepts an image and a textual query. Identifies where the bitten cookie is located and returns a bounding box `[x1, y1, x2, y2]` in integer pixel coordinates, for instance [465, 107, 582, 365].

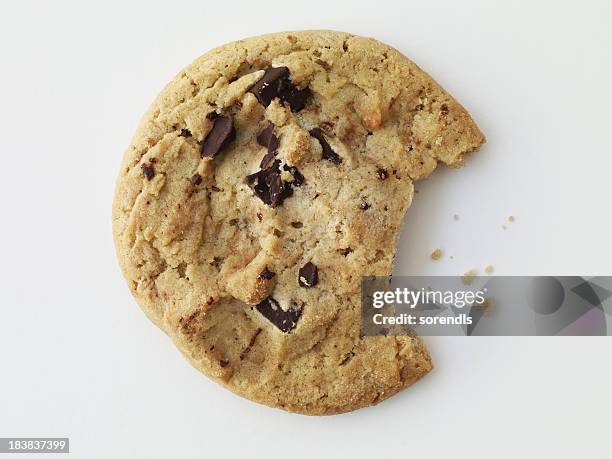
[113, 30, 485, 415]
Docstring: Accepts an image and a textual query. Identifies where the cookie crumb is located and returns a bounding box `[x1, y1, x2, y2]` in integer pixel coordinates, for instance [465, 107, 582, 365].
[430, 249, 443, 261]
[484, 265, 494, 274]
[462, 269, 478, 285]
[508, 215, 515, 222]
[502, 225, 507, 230]
[475, 297, 494, 312]
[453, 214, 459, 221]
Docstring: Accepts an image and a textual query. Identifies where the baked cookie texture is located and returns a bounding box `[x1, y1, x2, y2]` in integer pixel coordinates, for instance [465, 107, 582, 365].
[113, 30, 485, 415]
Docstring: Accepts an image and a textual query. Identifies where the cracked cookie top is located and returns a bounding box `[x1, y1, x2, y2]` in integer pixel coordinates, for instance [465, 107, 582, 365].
[113, 30, 484, 415]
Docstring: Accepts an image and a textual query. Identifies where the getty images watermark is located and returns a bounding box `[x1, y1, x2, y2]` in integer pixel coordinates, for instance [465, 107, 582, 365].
[361, 276, 612, 336]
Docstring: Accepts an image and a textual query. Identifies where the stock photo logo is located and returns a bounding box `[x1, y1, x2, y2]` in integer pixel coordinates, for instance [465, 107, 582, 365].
[361, 277, 612, 336]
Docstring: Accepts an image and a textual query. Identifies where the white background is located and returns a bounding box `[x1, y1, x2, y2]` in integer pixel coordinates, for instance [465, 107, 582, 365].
[1, 0, 611, 458]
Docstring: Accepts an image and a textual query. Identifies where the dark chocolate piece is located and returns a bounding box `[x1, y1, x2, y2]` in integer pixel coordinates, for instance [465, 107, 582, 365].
[255, 297, 302, 333]
[201, 114, 235, 158]
[280, 83, 310, 112]
[257, 123, 280, 169]
[250, 67, 288, 106]
[179, 128, 192, 138]
[246, 160, 303, 208]
[360, 200, 371, 211]
[309, 128, 342, 164]
[298, 262, 318, 288]
[245, 168, 270, 205]
[246, 164, 279, 207]
[377, 168, 388, 180]
[142, 164, 155, 180]
[259, 267, 276, 280]
[260, 149, 277, 170]
[267, 170, 285, 207]
[250, 67, 310, 112]
[191, 173, 202, 186]
[257, 123, 279, 151]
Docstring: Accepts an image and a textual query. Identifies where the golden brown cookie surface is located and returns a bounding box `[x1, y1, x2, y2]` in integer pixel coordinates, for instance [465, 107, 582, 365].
[113, 30, 484, 415]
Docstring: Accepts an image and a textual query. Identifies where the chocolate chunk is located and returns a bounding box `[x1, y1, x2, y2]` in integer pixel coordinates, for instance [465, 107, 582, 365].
[179, 128, 192, 138]
[260, 149, 277, 170]
[377, 168, 388, 180]
[298, 262, 318, 288]
[142, 163, 155, 180]
[440, 104, 449, 116]
[268, 168, 294, 207]
[280, 83, 310, 112]
[250, 67, 310, 112]
[246, 159, 303, 208]
[360, 200, 371, 211]
[248, 122, 304, 207]
[246, 168, 272, 206]
[201, 114, 235, 158]
[257, 123, 279, 151]
[255, 297, 302, 333]
[309, 128, 342, 164]
[250, 67, 288, 106]
[246, 163, 281, 207]
[259, 267, 276, 280]
[291, 221, 303, 228]
[191, 173, 202, 186]
[219, 359, 229, 368]
[211, 185, 222, 192]
[257, 123, 280, 169]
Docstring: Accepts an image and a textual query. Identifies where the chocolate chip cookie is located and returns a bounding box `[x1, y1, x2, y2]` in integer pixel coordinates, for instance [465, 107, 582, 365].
[113, 30, 485, 414]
